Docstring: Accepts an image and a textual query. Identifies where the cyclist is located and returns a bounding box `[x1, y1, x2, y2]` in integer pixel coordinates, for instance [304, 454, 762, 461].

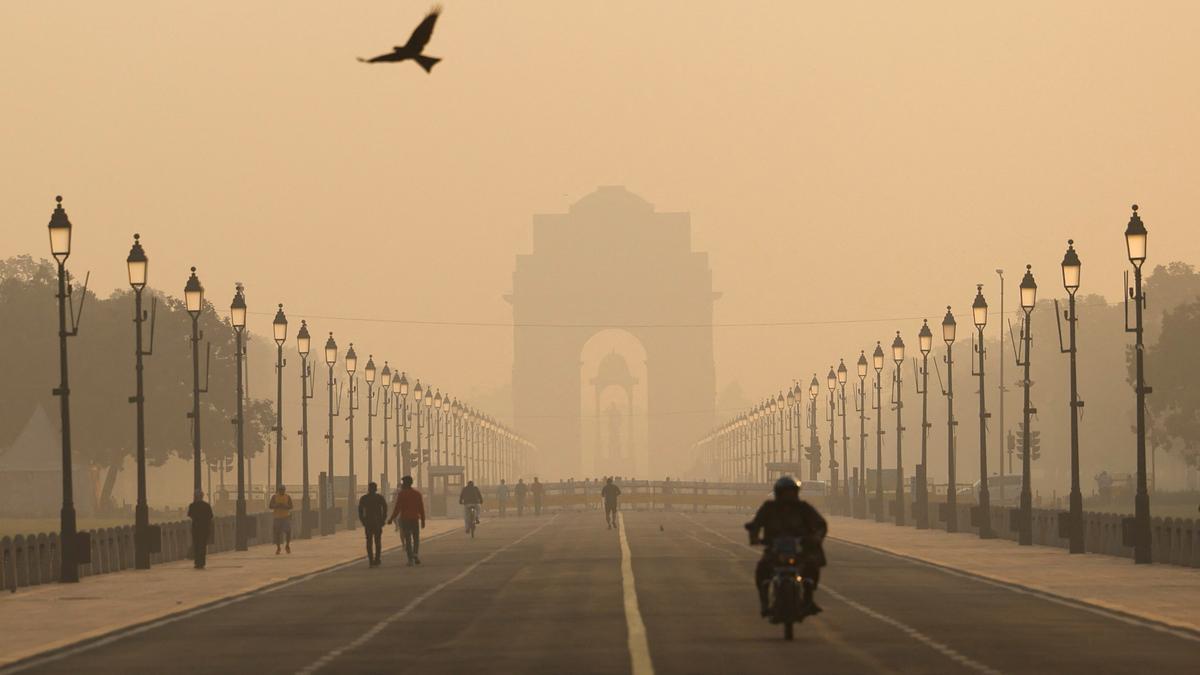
[459, 480, 484, 534]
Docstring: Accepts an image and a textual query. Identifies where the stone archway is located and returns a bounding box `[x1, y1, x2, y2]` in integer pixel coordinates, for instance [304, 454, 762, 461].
[509, 186, 718, 478]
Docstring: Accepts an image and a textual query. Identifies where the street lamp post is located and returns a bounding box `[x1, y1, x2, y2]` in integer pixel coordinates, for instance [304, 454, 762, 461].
[323, 333, 338, 535]
[915, 321, 932, 530]
[808, 376, 820, 481]
[837, 361, 849, 513]
[872, 343, 885, 522]
[1124, 205, 1152, 564]
[971, 285, 995, 539]
[397, 373, 409, 485]
[126, 234, 154, 569]
[184, 267, 207, 496]
[1014, 266, 1038, 546]
[379, 363, 391, 492]
[345, 344, 358, 530]
[942, 307, 959, 533]
[855, 352, 868, 519]
[825, 369, 839, 507]
[1056, 241, 1084, 553]
[229, 282, 248, 547]
[272, 305, 288, 496]
[891, 332, 907, 527]
[413, 381, 425, 488]
[297, 321, 314, 538]
[230, 285, 249, 551]
[48, 196, 85, 583]
[364, 356, 377, 505]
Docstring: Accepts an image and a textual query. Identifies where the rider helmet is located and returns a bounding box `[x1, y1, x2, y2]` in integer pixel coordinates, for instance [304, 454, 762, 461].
[773, 476, 799, 498]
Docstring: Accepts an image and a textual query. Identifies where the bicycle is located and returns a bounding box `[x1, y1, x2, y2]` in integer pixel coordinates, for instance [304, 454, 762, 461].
[464, 503, 481, 538]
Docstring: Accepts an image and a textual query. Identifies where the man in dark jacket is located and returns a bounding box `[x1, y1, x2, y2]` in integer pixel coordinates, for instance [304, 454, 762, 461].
[358, 482, 389, 567]
[531, 477, 545, 516]
[745, 476, 828, 618]
[187, 490, 214, 570]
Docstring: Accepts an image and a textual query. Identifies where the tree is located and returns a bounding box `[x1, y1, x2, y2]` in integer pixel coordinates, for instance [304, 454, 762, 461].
[1142, 298, 1200, 470]
[0, 256, 273, 510]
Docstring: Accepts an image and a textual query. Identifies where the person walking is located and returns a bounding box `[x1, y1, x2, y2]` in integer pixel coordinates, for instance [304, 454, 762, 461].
[387, 475, 426, 566]
[358, 482, 389, 567]
[187, 490, 214, 569]
[268, 485, 294, 555]
[515, 478, 528, 517]
[496, 479, 509, 518]
[601, 478, 621, 529]
[531, 477, 544, 516]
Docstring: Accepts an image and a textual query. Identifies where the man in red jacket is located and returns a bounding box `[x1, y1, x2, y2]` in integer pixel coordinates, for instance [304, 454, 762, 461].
[387, 475, 426, 566]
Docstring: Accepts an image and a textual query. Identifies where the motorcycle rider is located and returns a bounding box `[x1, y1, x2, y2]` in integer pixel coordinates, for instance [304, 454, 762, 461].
[745, 476, 827, 619]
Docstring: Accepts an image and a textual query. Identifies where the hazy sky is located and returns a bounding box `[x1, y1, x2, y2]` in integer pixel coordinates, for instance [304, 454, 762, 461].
[3, 1, 1199, 414]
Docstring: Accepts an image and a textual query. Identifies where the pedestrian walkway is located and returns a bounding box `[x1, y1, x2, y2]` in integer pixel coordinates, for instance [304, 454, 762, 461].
[827, 516, 1200, 635]
[0, 520, 459, 668]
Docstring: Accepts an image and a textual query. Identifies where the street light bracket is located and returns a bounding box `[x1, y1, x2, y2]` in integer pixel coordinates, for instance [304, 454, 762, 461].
[140, 296, 157, 357]
[66, 270, 91, 336]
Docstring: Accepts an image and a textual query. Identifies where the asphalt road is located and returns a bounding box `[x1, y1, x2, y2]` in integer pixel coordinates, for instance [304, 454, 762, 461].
[10, 510, 1197, 674]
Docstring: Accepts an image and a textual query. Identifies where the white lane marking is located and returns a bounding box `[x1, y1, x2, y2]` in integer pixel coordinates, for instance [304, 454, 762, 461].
[617, 513, 656, 675]
[684, 531, 738, 559]
[296, 516, 558, 675]
[0, 530, 458, 675]
[822, 586, 1004, 675]
[678, 513, 1005, 675]
[831, 537, 1200, 644]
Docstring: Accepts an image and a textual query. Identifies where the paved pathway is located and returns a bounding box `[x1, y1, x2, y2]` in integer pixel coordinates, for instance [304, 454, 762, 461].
[3, 511, 1197, 674]
[826, 515, 1200, 634]
[0, 520, 459, 669]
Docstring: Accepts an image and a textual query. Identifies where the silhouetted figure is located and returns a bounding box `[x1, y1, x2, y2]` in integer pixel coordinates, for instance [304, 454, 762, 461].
[601, 478, 621, 529]
[531, 477, 544, 516]
[357, 7, 443, 73]
[269, 485, 293, 555]
[387, 475, 426, 566]
[746, 476, 827, 619]
[187, 490, 214, 569]
[515, 478, 528, 517]
[497, 479, 509, 517]
[459, 480, 483, 533]
[359, 482, 389, 567]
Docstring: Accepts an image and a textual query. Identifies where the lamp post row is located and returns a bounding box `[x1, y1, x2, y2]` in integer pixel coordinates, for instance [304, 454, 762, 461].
[44, 196, 535, 581]
[691, 205, 1154, 564]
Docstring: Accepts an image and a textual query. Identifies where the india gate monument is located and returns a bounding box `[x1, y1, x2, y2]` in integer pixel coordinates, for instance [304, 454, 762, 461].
[509, 186, 718, 478]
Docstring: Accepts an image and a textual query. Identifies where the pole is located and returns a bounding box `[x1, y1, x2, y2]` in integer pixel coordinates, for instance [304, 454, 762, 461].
[857, 377, 867, 519]
[366, 381, 374, 497]
[840, 381, 849, 514]
[55, 259, 79, 583]
[1066, 289, 1083, 553]
[894, 357, 905, 527]
[347, 374, 356, 531]
[132, 287, 150, 569]
[946, 339, 958, 532]
[191, 315, 202, 495]
[326, 362, 335, 535]
[300, 355, 312, 539]
[827, 391, 838, 503]
[918, 350, 930, 530]
[1019, 305, 1033, 546]
[975, 322, 994, 538]
[1131, 264, 1152, 563]
[997, 269, 1006, 504]
[275, 343, 284, 492]
[874, 366, 884, 523]
[234, 324, 247, 551]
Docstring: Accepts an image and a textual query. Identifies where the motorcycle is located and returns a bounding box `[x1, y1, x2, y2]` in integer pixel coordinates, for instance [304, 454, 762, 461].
[761, 536, 808, 640]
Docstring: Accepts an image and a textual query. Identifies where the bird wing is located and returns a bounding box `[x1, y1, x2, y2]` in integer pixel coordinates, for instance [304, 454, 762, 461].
[404, 6, 441, 51]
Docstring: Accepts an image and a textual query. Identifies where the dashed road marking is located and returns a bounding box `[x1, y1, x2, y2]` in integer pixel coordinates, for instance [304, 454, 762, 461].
[296, 516, 557, 674]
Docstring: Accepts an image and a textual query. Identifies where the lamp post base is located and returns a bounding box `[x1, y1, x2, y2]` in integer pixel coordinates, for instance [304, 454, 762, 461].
[134, 502, 151, 569]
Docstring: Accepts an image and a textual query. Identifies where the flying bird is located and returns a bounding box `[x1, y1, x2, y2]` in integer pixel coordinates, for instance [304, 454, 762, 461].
[357, 7, 443, 73]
